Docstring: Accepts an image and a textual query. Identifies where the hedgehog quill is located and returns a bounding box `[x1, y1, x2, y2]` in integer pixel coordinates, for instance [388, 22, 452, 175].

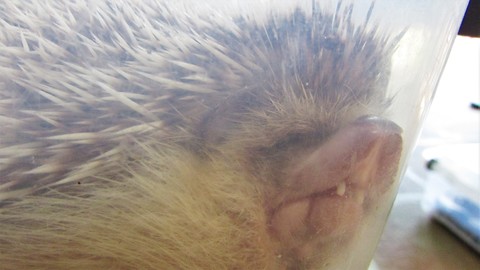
[0, 1, 404, 269]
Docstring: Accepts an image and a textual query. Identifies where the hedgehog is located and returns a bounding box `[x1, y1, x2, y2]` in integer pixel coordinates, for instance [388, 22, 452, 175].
[0, 0, 404, 269]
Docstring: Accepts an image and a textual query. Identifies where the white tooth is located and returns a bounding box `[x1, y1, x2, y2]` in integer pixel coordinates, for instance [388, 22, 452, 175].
[336, 181, 346, 196]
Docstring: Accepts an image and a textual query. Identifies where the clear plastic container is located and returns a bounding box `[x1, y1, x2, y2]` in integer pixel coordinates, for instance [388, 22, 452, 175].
[0, 0, 469, 269]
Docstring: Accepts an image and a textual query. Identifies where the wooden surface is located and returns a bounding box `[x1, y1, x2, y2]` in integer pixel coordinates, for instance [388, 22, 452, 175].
[372, 36, 480, 270]
[374, 168, 480, 270]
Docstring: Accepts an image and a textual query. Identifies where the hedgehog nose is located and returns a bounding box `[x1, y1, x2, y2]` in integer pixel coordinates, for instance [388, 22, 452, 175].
[348, 115, 403, 194]
[355, 115, 403, 136]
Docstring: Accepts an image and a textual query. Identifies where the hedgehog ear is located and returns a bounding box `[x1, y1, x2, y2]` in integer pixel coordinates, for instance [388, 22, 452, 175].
[275, 116, 403, 206]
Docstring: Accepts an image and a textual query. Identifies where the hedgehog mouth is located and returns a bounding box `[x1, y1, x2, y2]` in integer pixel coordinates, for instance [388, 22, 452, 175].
[310, 179, 361, 202]
[268, 175, 367, 239]
[277, 178, 362, 211]
[267, 116, 403, 261]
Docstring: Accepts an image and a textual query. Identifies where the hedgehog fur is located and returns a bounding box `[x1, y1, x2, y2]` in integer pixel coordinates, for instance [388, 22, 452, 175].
[0, 1, 404, 269]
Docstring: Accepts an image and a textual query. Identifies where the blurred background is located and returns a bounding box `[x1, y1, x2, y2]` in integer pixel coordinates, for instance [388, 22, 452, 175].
[372, 1, 480, 269]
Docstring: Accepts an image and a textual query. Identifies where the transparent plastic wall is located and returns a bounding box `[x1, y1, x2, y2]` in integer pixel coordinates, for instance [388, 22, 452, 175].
[0, 0, 469, 269]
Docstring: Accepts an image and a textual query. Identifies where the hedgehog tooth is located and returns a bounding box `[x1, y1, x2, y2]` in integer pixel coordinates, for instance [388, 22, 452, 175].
[336, 181, 346, 196]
